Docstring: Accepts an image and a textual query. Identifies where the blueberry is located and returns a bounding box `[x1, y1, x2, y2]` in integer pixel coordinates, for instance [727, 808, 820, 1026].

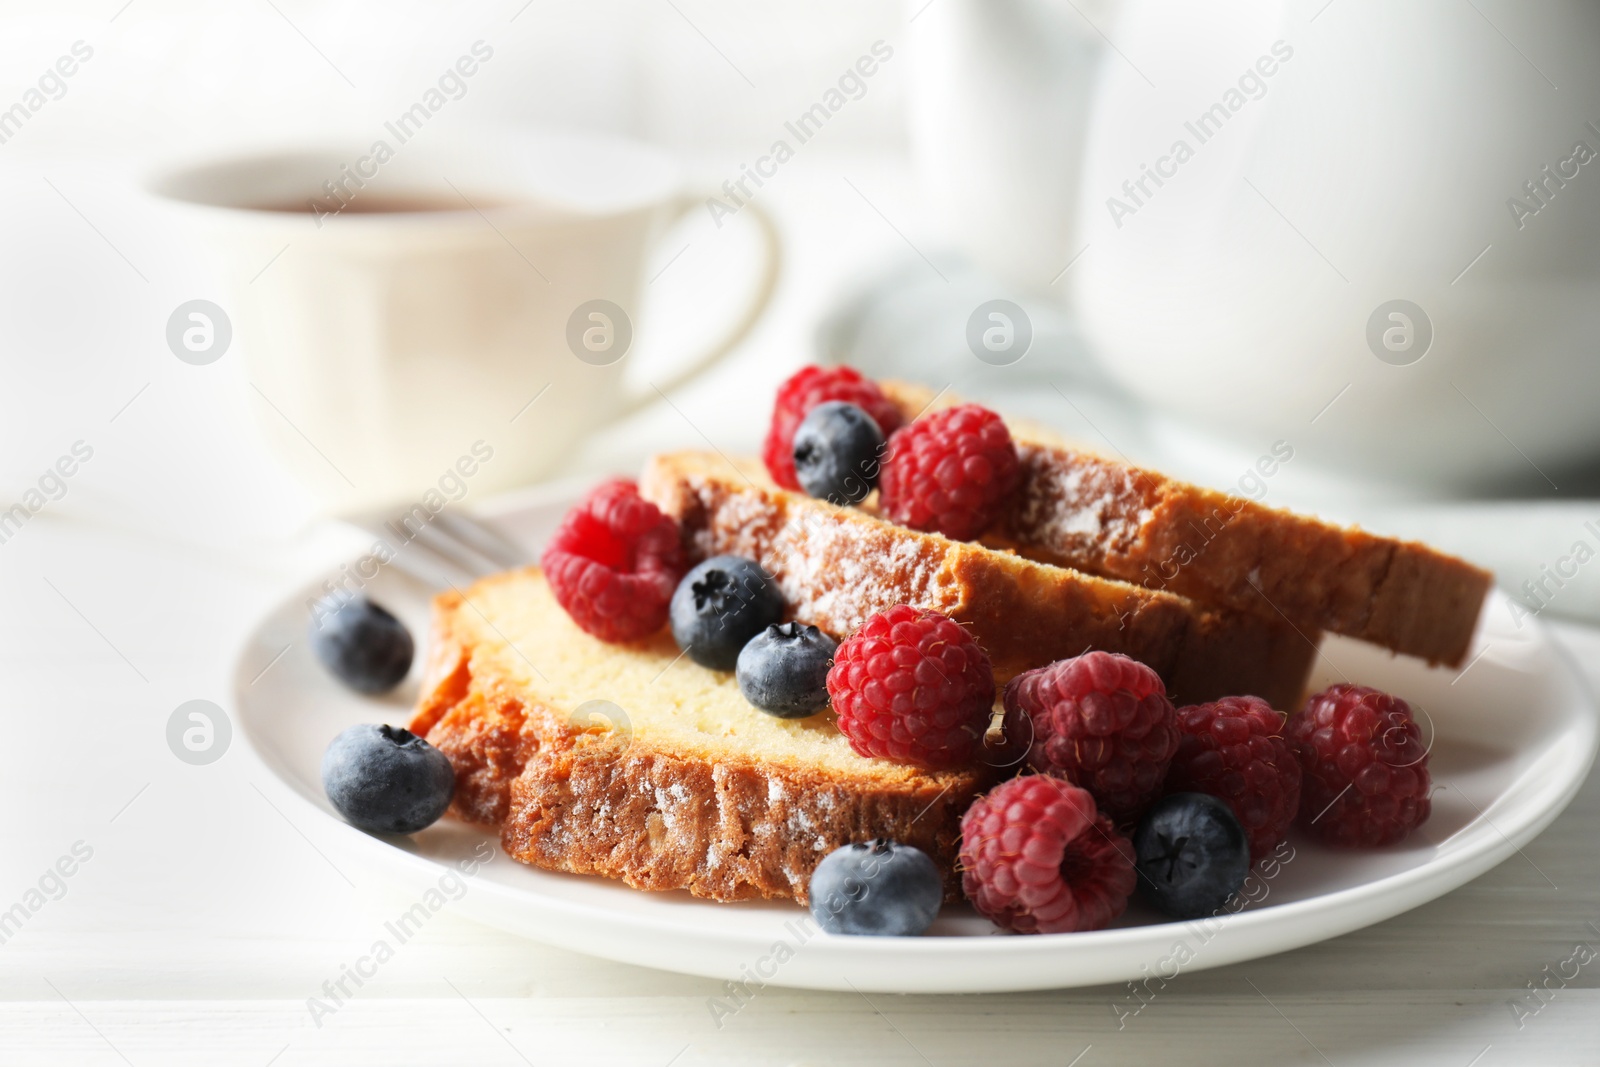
[792, 401, 886, 506]
[737, 622, 837, 718]
[321, 724, 455, 834]
[809, 838, 943, 936]
[669, 555, 784, 671]
[1133, 792, 1250, 919]
[309, 594, 414, 694]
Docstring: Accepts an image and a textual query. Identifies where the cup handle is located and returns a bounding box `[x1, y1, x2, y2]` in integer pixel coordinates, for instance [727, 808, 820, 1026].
[619, 193, 782, 412]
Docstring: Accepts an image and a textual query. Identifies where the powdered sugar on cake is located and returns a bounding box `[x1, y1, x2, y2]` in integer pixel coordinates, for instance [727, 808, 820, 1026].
[1010, 444, 1149, 555]
[772, 511, 949, 635]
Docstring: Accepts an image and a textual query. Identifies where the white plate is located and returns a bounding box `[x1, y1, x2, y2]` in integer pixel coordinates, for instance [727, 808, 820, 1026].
[235, 483, 1599, 993]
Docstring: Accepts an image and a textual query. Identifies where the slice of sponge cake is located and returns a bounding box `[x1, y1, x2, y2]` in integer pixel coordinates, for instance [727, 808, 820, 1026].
[639, 451, 1317, 710]
[878, 380, 1492, 667]
[409, 567, 985, 904]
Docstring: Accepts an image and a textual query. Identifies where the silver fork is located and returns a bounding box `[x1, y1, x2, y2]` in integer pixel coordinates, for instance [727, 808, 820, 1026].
[349, 506, 533, 591]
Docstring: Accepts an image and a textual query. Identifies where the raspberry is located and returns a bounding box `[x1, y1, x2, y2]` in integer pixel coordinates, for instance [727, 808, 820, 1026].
[880, 403, 1021, 541]
[1287, 684, 1432, 847]
[542, 479, 685, 643]
[1165, 696, 1302, 863]
[1001, 651, 1178, 826]
[762, 366, 903, 491]
[959, 775, 1135, 934]
[827, 605, 995, 770]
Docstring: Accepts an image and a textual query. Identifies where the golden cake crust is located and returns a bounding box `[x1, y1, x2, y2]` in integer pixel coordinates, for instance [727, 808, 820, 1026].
[410, 575, 986, 904]
[639, 451, 1317, 710]
[501, 740, 976, 904]
[878, 380, 1492, 667]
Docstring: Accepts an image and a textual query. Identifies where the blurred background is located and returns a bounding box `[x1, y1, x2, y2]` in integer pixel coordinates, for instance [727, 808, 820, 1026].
[2, 0, 914, 547]
[3, 0, 1598, 618]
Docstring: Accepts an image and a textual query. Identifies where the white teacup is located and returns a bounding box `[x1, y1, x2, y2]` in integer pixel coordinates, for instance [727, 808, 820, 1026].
[148, 130, 779, 513]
